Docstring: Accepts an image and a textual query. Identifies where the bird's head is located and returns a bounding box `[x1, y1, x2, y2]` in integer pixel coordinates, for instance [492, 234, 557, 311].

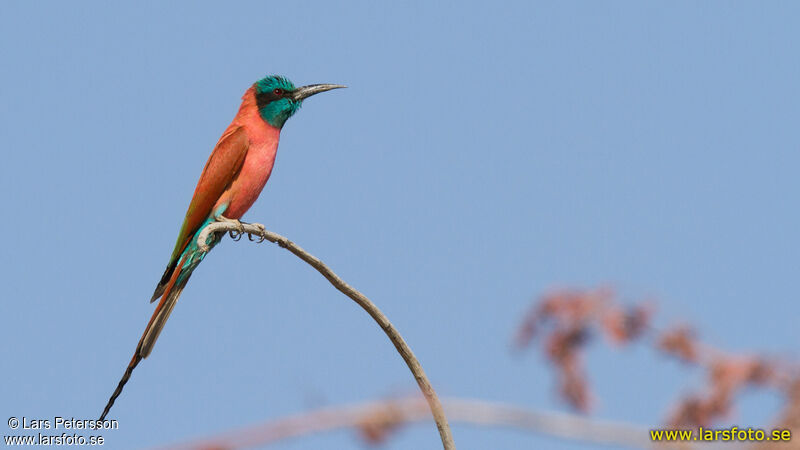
[254, 75, 345, 128]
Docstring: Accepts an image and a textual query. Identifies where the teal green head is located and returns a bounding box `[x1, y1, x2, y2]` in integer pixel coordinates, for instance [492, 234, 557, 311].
[254, 75, 346, 128]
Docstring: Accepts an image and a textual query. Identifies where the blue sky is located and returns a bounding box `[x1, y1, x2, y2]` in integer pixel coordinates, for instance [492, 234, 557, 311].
[1, 1, 798, 449]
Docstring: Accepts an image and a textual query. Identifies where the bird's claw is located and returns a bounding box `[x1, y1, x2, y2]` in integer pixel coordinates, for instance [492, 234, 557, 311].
[248, 223, 268, 243]
[215, 214, 246, 240]
[214, 215, 268, 243]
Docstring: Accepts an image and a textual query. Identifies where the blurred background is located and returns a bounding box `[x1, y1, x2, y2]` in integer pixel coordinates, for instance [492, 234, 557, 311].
[1, 1, 798, 448]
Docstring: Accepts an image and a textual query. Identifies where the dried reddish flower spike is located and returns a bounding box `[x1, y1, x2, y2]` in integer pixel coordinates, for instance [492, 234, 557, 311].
[600, 304, 652, 345]
[357, 404, 406, 445]
[657, 325, 699, 364]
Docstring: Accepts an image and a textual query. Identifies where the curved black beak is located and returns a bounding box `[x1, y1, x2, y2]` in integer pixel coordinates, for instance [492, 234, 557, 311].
[290, 84, 347, 101]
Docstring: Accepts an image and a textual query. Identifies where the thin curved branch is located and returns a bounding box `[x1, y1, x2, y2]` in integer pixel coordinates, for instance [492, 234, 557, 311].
[158, 396, 679, 449]
[196, 221, 456, 450]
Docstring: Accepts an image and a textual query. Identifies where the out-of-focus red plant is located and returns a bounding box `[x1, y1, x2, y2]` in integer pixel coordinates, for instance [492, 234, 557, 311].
[514, 286, 653, 412]
[357, 402, 406, 444]
[657, 325, 699, 363]
[514, 286, 797, 432]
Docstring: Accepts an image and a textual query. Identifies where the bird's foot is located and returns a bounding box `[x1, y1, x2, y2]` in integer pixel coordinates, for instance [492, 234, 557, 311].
[248, 223, 268, 243]
[215, 214, 246, 234]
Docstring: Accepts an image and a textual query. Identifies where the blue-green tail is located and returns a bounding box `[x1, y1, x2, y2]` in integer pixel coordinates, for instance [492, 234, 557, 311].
[99, 223, 221, 421]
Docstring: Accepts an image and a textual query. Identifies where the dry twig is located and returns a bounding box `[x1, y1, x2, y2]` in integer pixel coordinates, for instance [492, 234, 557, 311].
[196, 221, 455, 450]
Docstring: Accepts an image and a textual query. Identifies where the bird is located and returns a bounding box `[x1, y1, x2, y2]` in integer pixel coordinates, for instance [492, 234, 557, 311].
[99, 75, 345, 420]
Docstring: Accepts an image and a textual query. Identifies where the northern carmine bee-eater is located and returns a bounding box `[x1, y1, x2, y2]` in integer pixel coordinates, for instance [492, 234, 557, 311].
[99, 75, 345, 420]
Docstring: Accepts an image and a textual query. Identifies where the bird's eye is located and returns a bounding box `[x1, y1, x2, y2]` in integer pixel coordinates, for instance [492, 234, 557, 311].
[273, 88, 284, 96]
